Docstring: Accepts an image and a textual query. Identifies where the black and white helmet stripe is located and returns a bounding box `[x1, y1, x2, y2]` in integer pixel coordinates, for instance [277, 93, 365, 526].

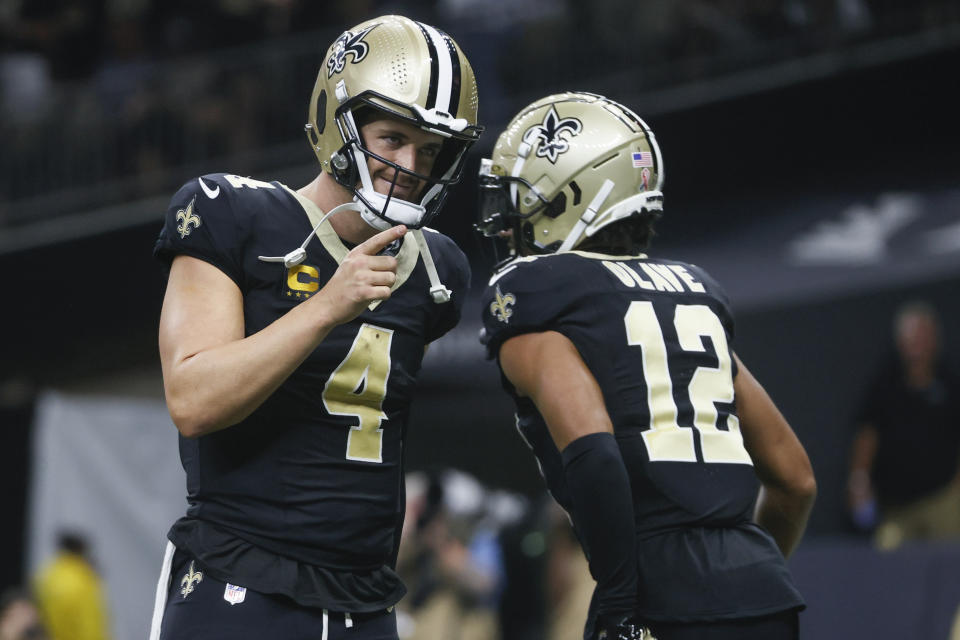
[416, 21, 462, 117]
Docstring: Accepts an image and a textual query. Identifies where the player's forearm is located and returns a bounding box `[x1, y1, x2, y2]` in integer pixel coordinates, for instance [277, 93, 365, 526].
[754, 482, 816, 559]
[164, 298, 337, 437]
[562, 432, 639, 620]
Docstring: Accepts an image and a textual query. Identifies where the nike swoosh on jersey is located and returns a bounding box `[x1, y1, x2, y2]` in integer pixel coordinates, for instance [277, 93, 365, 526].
[199, 177, 220, 199]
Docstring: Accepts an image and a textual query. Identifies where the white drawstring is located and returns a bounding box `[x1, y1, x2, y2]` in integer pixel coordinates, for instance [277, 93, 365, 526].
[322, 610, 355, 635]
[412, 229, 451, 303]
[257, 202, 361, 268]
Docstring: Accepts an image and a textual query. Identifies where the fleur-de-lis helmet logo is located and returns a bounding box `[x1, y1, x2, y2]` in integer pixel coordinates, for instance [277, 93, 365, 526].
[490, 285, 516, 324]
[327, 25, 377, 78]
[523, 106, 583, 164]
[176, 197, 201, 239]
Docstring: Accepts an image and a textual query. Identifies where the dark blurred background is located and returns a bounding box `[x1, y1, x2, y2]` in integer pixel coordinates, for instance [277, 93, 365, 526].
[2, 1, 960, 638]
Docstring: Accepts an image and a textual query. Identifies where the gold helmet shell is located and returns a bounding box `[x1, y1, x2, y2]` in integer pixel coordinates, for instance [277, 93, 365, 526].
[305, 15, 483, 229]
[478, 92, 663, 253]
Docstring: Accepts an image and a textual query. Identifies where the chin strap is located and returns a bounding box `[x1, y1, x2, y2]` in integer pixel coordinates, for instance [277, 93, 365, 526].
[412, 229, 451, 303]
[557, 179, 616, 253]
[257, 202, 361, 268]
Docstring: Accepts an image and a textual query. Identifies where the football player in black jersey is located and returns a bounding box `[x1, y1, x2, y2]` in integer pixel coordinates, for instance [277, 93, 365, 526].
[148, 16, 482, 640]
[477, 93, 816, 640]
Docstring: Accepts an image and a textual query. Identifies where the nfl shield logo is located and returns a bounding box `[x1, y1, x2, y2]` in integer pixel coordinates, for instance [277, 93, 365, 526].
[223, 583, 246, 605]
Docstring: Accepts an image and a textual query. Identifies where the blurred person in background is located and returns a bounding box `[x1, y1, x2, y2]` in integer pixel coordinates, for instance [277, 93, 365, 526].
[543, 504, 594, 640]
[0, 589, 47, 640]
[149, 14, 482, 640]
[847, 300, 960, 549]
[32, 532, 109, 640]
[495, 493, 597, 640]
[396, 470, 505, 640]
[477, 92, 816, 640]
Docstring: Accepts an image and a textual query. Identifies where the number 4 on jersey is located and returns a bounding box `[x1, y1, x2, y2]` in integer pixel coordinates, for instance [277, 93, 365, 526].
[323, 324, 393, 463]
[625, 301, 752, 465]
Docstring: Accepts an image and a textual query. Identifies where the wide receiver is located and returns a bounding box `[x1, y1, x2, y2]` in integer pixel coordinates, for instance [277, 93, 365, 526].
[149, 15, 482, 640]
[478, 92, 815, 640]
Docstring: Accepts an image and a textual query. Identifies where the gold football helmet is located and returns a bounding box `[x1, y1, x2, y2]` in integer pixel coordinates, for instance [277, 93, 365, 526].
[306, 15, 483, 230]
[477, 92, 663, 255]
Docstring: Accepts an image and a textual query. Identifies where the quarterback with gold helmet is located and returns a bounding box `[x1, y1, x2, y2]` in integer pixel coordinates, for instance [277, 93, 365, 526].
[149, 16, 482, 640]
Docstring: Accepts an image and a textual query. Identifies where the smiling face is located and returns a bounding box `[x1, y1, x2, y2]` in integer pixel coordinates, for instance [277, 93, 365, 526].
[358, 115, 444, 203]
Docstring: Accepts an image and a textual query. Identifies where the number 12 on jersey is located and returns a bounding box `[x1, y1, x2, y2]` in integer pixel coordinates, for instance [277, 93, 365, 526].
[323, 324, 394, 463]
[625, 301, 752, 465]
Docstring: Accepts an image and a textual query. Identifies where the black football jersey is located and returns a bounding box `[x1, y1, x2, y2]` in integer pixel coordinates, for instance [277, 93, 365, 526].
[155, 173, 470, 611]
[481, 250, 803, 621]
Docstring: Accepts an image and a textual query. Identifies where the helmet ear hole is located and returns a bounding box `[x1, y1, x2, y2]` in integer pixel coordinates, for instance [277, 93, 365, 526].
[314, 90, 327, 135]
[569, 180, 582, 206]
[544, 192, 567, 219]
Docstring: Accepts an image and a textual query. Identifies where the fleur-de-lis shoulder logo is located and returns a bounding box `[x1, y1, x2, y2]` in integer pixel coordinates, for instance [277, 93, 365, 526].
[490, 285, 516, 324]
[523, 106, 583, 164]
[176, 197, 201, 239]
[180, 561, 204, 598]
[327, 25, 377, 78]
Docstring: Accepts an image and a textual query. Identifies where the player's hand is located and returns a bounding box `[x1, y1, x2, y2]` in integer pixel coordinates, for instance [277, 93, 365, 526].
[318, 225, 406, 325]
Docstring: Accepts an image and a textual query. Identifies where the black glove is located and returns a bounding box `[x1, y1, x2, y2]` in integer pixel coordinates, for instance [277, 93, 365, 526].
[596, 615, 657, 640]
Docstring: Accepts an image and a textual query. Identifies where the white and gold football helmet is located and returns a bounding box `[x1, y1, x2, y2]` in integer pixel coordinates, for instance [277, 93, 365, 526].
[306, 15, 483, 230]
[477, 92, 663, 255]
